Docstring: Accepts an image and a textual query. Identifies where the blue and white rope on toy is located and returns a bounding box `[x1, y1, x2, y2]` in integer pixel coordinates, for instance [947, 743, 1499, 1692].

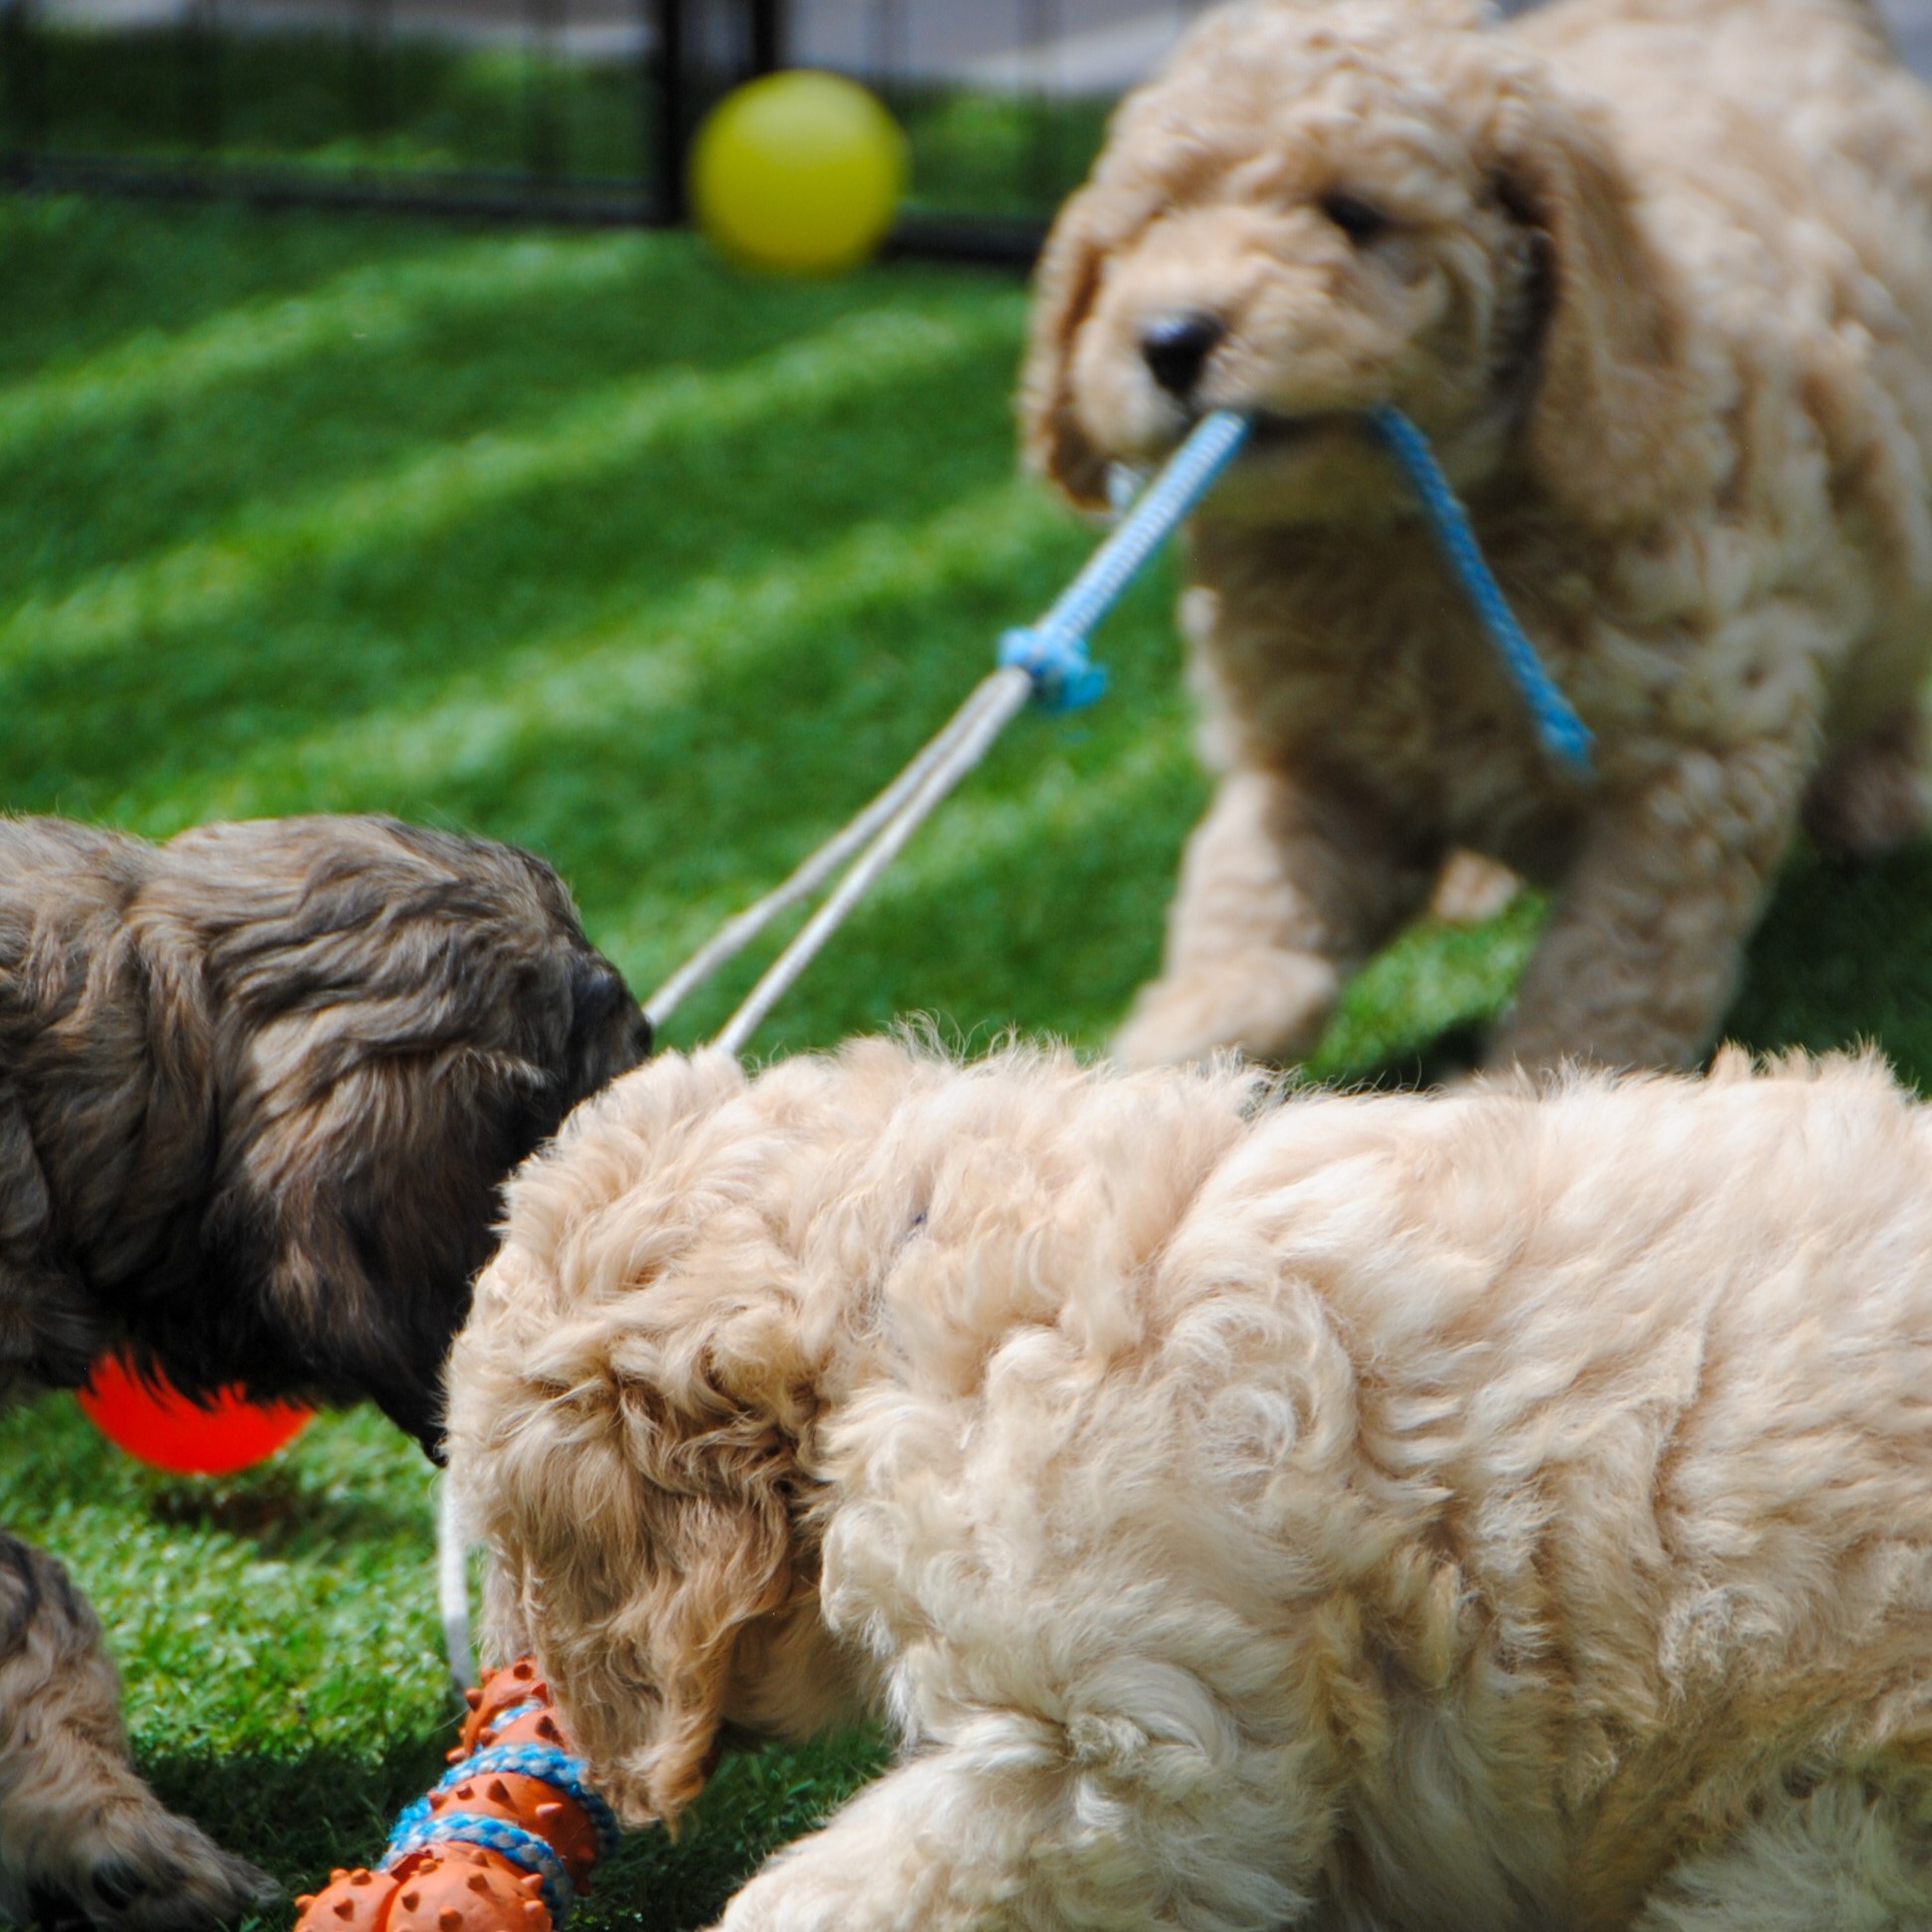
[464, 1745, 624, 1860]
[384, 1737, 622, 1925]
[385, 1813, 575, 1923]
[643, 404, 1588, 1052]
[438, 1744, 623, 1861]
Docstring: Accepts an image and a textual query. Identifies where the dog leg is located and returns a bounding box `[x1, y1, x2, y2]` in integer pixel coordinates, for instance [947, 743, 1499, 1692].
[1801, 706, 1931, 862]
[1632, 1777, 1932, 1930]
[0, 1533, 278, 1930]
[1113, 766, 1432, 1067]
[710, 1745, 1314, 1932]
[1426, 850, 1522, 926]
[1486, 737, 1808, 1073]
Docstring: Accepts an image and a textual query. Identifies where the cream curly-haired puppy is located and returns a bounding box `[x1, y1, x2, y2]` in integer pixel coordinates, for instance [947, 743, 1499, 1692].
[1024, 0, 1932, 1073]
[451, 1039, 1932, 1931]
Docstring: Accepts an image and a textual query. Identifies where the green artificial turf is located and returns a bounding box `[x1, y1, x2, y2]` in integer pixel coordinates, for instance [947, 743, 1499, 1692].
[0, 193, 1928, 1928]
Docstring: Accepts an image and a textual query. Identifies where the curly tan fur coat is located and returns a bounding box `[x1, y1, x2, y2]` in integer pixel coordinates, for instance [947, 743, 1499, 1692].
[452, 1040, 1932, 1932]
[1023, 0, 1932, 1073]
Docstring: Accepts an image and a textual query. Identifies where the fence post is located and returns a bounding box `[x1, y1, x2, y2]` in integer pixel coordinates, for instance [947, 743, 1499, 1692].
[1023, 0, 1060, 210]
[748, 0, 779, 72]
[350, 0, 393, 150]
[648, 0, 684, 222]
[182, 0, 223, 157]
[2, 0, 46, 185]
[522, 0, 564, 177]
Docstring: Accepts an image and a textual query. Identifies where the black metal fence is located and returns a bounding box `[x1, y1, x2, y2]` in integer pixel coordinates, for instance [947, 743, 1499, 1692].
[0, 0, 1205, 256]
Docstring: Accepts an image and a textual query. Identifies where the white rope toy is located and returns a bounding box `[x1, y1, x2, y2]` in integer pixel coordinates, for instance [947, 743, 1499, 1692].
[646, 407, 1257, 1053]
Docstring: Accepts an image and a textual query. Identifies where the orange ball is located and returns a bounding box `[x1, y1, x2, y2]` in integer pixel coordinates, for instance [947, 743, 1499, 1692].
[77, 1353, 310, 1476]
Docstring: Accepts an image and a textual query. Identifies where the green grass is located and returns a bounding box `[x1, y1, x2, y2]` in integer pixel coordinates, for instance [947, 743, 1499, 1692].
[1, 192, 1930, 1927]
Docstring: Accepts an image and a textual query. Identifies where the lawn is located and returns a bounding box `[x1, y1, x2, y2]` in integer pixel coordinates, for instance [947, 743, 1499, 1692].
[2, 192, 1930, 1929]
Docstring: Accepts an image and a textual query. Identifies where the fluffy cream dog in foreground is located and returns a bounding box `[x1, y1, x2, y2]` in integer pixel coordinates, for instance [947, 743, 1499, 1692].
[451, 1040, 1932, 1931]
[1024, 0, 1932, 1072]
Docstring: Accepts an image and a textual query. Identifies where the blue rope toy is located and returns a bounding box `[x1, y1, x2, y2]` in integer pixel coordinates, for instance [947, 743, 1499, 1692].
[1000, 405, 1594, 774]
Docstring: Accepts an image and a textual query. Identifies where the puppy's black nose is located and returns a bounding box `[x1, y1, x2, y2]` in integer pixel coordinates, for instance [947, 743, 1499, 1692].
[1140, 311, 1226, 399]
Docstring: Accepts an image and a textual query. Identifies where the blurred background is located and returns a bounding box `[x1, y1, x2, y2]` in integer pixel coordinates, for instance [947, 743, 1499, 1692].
[18, 0, 1925, 252]
[0, 0, 1212, 247]
[9, 0, 1932, 247]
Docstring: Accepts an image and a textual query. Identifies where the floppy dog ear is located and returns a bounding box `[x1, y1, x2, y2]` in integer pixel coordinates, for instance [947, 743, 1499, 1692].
[1485, 74, 1691, 527]
[1021, 182, 1117, 510]
[472, 1274, 816, 1831]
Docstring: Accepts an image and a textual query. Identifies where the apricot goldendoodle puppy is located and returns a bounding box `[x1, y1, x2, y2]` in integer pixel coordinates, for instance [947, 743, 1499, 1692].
[452, 1039, 1932, 1932]
[1023, 0, 1932, 1073]
[0, 814, 647, 1929]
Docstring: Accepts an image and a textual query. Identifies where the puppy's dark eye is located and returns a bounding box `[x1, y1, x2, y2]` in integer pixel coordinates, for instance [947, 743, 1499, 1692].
[1319, 192, 1389, 243]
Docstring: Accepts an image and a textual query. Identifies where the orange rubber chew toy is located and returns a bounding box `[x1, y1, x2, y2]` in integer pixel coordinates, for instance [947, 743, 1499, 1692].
[292, 1657, 619, 1931]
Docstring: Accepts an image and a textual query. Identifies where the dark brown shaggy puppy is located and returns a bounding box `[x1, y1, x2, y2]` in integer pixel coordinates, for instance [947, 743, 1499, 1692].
[0, 812, 649, 1929]
[0, 812, 648, 1448]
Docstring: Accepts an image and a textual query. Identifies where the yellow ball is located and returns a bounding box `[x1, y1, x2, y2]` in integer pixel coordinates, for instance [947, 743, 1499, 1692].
[691, 71, 908, 275]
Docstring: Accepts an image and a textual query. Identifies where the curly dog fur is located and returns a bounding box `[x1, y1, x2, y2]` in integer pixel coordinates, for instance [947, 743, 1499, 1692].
[1022, 0, 1932, 1073]
[0, 812, 647, 1928]
[453, 1039, 1932, 1931]
[0, 1534, 276, 1931]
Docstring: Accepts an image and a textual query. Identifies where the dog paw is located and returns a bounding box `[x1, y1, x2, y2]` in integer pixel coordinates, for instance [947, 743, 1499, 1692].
[1801, 732, 1931, 861]
[53, 1806, 279, 1930]
[1111, 954, 1339, 1067]
[1427, 850, 1522, 925]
